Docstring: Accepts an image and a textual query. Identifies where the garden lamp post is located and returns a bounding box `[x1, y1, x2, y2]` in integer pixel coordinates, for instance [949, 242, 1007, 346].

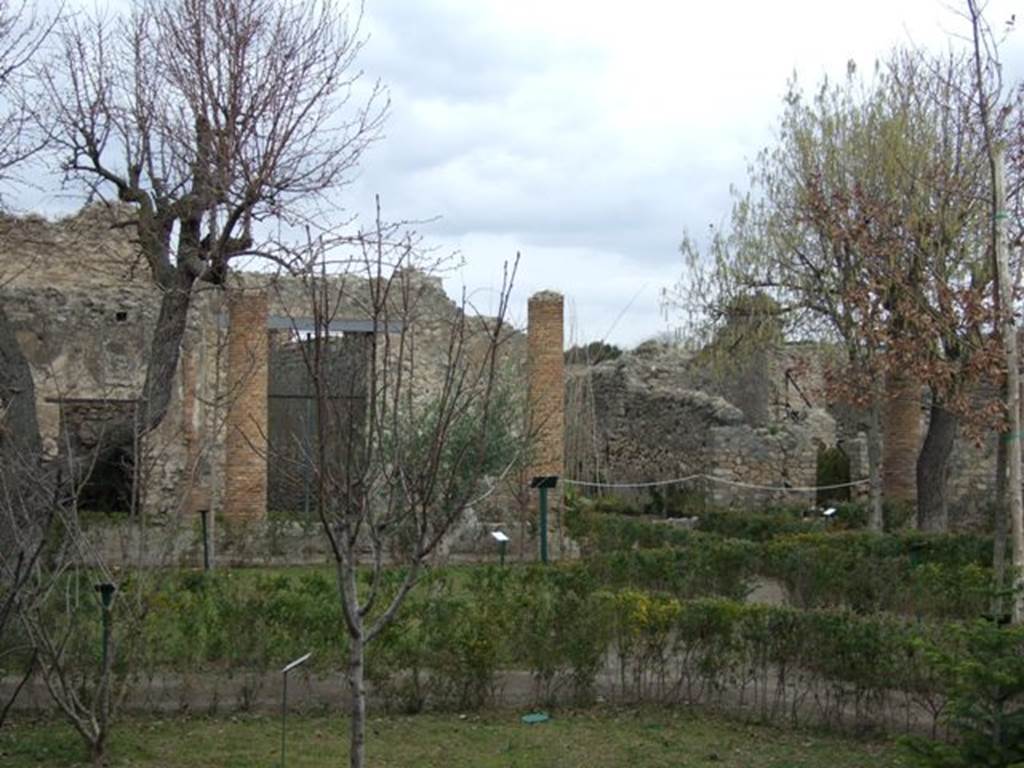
[530, 476, 558, 565]
[94, 582, 116, 668]
[490, 530, 510, 566]
[198, 509, 211, 571]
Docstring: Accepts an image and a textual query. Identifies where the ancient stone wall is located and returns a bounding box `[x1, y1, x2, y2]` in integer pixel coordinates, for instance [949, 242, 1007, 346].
[2, 205, 1007, 529]
[567, 344, 837, 508]
[0, 206, 526, 526]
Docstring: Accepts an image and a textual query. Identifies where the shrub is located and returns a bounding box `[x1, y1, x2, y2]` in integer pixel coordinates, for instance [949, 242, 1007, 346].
[509, 567, 613, 704]
[904, 621, 1024, 768]
[582, 542, 757, 601]
[696, 508, 826, 541]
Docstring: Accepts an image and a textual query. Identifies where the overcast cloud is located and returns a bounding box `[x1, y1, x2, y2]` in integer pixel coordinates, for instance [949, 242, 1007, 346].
[344, 0, 1024, 345]
[31, 0, 1024, 345]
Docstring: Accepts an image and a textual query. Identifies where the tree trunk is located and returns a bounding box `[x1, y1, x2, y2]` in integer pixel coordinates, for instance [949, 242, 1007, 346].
[347, 632, 367, 768]
[337, 553, 368, 768]
[139, 272, 196, 434]
[866, 403, 884, 532]
[883, 371, 921, 510]
[89, 734, 106, 768]
[1013, 376, 1024, 623]
[993, 430, 1008, 618]
[916, 400, 957, 533]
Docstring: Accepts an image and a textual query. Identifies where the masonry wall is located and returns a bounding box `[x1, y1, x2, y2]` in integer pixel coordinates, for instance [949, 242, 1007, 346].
[567, 345, 837, 509]
[0, 206, 526, 524]
[2, 205, 1008, 531]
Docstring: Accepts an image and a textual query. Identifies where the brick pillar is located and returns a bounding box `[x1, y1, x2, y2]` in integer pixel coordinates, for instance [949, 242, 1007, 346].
[883, 372, 921, 506]
[527, 291, 565, 482]
[223, 289, 268, 521]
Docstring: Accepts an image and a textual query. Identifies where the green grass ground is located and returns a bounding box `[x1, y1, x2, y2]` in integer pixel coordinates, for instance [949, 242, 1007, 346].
[2, 708, 908, 767]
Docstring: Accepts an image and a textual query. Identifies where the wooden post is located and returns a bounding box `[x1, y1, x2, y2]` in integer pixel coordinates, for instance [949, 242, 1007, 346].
[994, 146, 1024, 623]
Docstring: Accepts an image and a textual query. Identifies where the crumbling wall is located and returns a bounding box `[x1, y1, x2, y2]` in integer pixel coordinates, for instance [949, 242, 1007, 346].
[707, 409, 834, 507]
[567, 343, 837, 508]
[0, 206, 524, 526]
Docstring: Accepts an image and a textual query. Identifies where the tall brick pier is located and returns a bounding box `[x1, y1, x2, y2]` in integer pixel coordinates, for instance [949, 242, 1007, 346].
[527, 290, 565, 499]
[223, 289, 269, 521]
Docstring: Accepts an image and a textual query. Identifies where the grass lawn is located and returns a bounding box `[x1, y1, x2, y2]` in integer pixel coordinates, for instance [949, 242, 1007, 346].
[1, 708, 909, 767]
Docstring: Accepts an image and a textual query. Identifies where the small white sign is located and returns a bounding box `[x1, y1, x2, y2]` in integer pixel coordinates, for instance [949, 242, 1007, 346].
[823, 507, 837, 517]
[490, 530, 510, 543]
[282, 652, 312, 674]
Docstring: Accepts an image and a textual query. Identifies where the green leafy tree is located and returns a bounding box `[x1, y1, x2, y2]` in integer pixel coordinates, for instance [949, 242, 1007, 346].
[673, 50, 1005, 531]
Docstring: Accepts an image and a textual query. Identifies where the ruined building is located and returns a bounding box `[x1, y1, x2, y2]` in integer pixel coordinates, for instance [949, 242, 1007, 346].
[1, 206, 520, 533]
[1, 206, 1000, 547]
[565, 335, 998, 525]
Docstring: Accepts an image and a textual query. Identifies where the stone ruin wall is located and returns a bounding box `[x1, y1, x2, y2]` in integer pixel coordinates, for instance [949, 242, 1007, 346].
[1, 206, 525, 531]
[566, 338, 997, 522]
[566, 343, 837, 509]
[3, 206, 1002, 537]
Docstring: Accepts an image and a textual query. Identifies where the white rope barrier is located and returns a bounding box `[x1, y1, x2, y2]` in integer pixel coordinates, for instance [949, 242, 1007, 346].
[562, 474, 870, 493]
[560, 474, 704, 490]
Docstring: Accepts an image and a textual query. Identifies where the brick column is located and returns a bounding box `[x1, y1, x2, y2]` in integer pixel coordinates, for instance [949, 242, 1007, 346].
[223, 289, 268, 521]
[527, 291, 565, 482]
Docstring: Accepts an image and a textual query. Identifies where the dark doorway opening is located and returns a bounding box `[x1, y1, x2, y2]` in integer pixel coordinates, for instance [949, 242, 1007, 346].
[58, 399, 138, 515]
[267, 333, 369, 518]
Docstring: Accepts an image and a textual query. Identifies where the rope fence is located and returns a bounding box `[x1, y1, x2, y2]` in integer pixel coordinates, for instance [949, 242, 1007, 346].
[562, 474, 870, 493]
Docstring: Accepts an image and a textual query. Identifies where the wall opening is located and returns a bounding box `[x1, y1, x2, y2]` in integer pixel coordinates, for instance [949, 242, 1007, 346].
[816, 444, 851, 505]
[59, 399, 137, 515]
[266, 332, 369, 518]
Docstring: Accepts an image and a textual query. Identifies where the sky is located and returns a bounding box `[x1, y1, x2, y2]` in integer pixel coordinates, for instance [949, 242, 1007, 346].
[26, 0, 1024, 346]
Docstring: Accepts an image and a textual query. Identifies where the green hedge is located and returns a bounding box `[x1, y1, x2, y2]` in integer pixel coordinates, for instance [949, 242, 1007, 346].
[580, 543, 758, 601]
[6, 563, 1022, 741]
[565, 511, 998, 620]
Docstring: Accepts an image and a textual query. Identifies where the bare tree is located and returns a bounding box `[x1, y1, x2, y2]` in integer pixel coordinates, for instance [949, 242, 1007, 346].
[289, 211, 520, 768]
[38, 0, 386, 436]
[0, 0, 57, 183]
[0, 0, 61, 730]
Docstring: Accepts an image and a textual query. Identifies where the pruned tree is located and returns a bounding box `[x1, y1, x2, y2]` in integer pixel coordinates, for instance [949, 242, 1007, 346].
[292, 212, 521, 768]
[37, 0, 386, 436]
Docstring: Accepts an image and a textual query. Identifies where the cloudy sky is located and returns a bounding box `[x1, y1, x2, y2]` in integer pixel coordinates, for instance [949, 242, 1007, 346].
[31, 0, 1024, 345]
[350, 0, 1024, 345]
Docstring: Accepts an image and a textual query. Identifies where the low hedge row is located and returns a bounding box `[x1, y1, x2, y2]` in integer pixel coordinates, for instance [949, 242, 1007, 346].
[570, 506, 992, 566]
[6, 563, 1021, 743]
[566, 511, 999, 619]
[154, 567, 1024, 738]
